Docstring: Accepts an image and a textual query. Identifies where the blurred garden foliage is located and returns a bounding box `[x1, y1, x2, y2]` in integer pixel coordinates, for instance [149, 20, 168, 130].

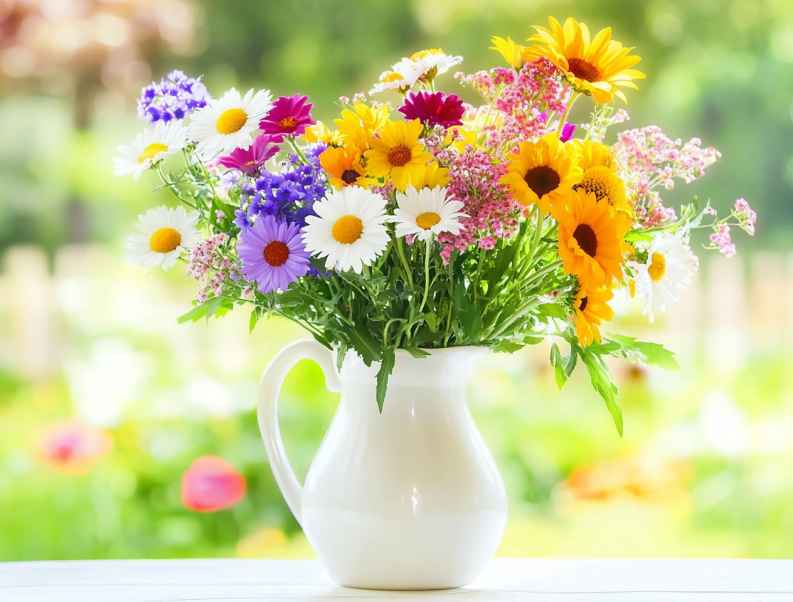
[1, 0, 793, 560]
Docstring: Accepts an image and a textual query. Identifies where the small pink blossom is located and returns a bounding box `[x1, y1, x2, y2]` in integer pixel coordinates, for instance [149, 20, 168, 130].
[709, 224, 736, 258]
[40, 422, 111, 473]
[733, 197, 756, 236]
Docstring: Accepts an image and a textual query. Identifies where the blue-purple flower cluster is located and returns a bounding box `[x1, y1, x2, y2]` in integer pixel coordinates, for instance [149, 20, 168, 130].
[235, 145, 327, 230]
[137, 70, 210, 124]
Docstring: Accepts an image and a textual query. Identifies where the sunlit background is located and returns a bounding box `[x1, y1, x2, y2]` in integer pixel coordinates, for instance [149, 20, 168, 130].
[1, 0, 792, 560]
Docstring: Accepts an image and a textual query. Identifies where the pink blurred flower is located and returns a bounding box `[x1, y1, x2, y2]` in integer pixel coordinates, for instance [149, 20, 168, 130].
[181, 456, 247, 512]
[398, 91, 465, 129]
[709, 224, 736, 258]
[733, 197, 757, 236]
[40, 422, 110, 473]
[218, 134, 282, 175]
[259, 95, 315, 136]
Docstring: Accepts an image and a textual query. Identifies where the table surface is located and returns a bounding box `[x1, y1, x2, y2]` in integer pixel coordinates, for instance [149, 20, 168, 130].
[1, 559, 792, 602]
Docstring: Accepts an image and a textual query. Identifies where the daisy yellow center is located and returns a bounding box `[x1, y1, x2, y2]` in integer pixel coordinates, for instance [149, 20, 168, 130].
[573, 224, 598, 257]
[382, 71, 404, 83]
[567, 58, 601, 82]
[415, 211, 441, 230]
[149, 227, 181, 254]
[279, 116, 297, 129]
[216, 108, 248, 135]
[341, 169, 360, 185]
[387, 145, 412, 167]
[263, 240, 289, 267]
[648, 251, 666, 282]
[524, 165, 560, 198]
[331, 214, 363, 244]
[138, 142, 168, 164]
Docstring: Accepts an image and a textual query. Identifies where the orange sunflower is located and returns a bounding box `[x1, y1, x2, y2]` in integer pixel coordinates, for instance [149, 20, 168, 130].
[555, 188, 630, 288]
[573, 285, 614, 347]
[526, 17, 645, 103]
[501, 134, 582, 214]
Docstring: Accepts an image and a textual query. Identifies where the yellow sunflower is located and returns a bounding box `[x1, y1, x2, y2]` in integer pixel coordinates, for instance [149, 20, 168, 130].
[335, 102, 390, 152]
[555, 188, 630, 288]
[501, 134, 582, 214]
[319, 146, 373, 189]
[366, 119, 432, 191]
[526, 17, 645, 103]
[413, 161, 450, 189]
[575, 166, 629, 211]
[490, 35, 531, 69]
[303, 121, 344, 146]
[574, 140, 616, 170]
[573, 285, 614, 347]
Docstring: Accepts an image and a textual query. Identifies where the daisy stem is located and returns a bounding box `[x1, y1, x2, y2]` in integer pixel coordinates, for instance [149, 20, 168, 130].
[394, 235, 414, 289]
[556, 92, 581, 136]
[417, 237, 432, 316]
[287, 136, 309, 165]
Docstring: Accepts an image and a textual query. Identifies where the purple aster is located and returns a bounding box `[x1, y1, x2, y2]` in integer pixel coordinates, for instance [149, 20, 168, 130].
[259, 95, 315, 136]
[398, 91, 464, 129]
[238, 215, 310, 293]
[137, 70, 210, 124]
[560, 122, 577, 142]
[218, 133, 283, 175]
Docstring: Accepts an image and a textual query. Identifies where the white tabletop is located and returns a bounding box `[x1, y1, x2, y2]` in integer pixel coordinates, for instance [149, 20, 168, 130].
[1, 558, 791, 601]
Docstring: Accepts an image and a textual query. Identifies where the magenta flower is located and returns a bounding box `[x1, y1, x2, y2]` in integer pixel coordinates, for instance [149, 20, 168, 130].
[218, 134, 282, 175]
[398, 91, 465, 129]
[560, 122, 576, 142]
[259, 95, 315, 136]
[238, 215, 310, 293]
[182, 456, 247, 512]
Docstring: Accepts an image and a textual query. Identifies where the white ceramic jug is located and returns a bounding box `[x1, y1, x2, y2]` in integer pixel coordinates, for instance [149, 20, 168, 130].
[257, 340, 507, 590]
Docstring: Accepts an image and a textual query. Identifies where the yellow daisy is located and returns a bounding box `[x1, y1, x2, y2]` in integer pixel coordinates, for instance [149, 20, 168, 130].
[526, 17, 645, 103]
[573, 285, 614, 347]
[319, 146, 373, 189]
[500, 134, 582, 214]
[413, 161, 450, 189]
[303, 121, 344, 146]
[555, 188, 630, 288]
[335, 102, 390, 152]
[366, 119, 432, 191]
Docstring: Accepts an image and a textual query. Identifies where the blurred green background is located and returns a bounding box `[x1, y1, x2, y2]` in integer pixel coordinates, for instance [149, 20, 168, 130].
[1, 0, 792, 560]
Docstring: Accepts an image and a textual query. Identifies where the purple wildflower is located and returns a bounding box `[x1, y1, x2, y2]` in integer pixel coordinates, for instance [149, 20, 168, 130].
[259, 95, 315, 136]
[238, 216, 310, 293]
[137, 70, 210, 124]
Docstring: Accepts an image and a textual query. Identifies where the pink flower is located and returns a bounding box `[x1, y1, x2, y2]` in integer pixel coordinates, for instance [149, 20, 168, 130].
[709, 224, 736, 258]
[218, 134, 281, 175]
[40, 422, 110, 473]
[560, 122, 576, 142]
[181, 456, 247, 512]
[398, 91, 465, 128]
[733, 197, 757, 236]
[259, 95, 315, 136]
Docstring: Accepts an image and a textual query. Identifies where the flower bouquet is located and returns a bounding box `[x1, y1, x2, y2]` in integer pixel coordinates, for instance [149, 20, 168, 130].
[116, 17, 756, 433]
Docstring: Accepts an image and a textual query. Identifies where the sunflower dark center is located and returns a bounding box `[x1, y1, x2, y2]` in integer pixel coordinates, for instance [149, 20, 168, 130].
[578, 296, 589, 312]
[263, 240, 289, 267]
[574, 178, 609, 201]
[341, 169, 360, 184]
[573, 224, 598, 257]
[567, 58, 600, 82]
[388, 145, 412, 167]
[524, 165, 561, 198]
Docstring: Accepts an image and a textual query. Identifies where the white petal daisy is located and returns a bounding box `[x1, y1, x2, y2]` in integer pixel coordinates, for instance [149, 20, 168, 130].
[369, 49, 461, 95]
[409, 49, 463, 81]
[631, 232, 699, 321]
[189, 88, 272, 159]
[113, 121, 188, 180]
[126, 206, 200, 270]
[302, 186, 389, 273]
[392, 186, 465, 241]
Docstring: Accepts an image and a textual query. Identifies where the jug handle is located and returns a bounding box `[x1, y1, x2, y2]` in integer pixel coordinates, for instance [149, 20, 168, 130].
[257, 339, 341, 525]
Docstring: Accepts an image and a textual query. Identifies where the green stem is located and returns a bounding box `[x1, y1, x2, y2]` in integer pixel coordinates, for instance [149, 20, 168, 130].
[418, 237, 432, 315]
[394, 235, 414, 289]
[287, 137, 309, 164]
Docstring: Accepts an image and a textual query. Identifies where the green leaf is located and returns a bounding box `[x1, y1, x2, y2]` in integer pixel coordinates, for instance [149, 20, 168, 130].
[177, 297, 226, 324]
[493, 340, 524, 353]
[404, 346, 430, 359]
[422, 312, 439, 332]
[537, 303, 568, 320]
[550, 343, 567, 389]
[335, 343, 348, 373]
[581, 349, 623, 436]
[349, 321, 380, 365]
[376, 347, 395, 413]
[593, 335, 678, 370]
[248, 308, 261, 334]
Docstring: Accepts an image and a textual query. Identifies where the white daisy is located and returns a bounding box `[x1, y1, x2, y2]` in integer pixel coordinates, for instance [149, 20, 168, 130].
[189, 88, 272, 159]
[631, 232, 699, 321]
[409, 49, 463, 81]
[369, 50, 462, 95]
[302, 186, 389, 273]
[369, 61, 421, 95]
[392, 186, 465, 241]
[113, 121, 188, 180]
[126, 205, 200, 270]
